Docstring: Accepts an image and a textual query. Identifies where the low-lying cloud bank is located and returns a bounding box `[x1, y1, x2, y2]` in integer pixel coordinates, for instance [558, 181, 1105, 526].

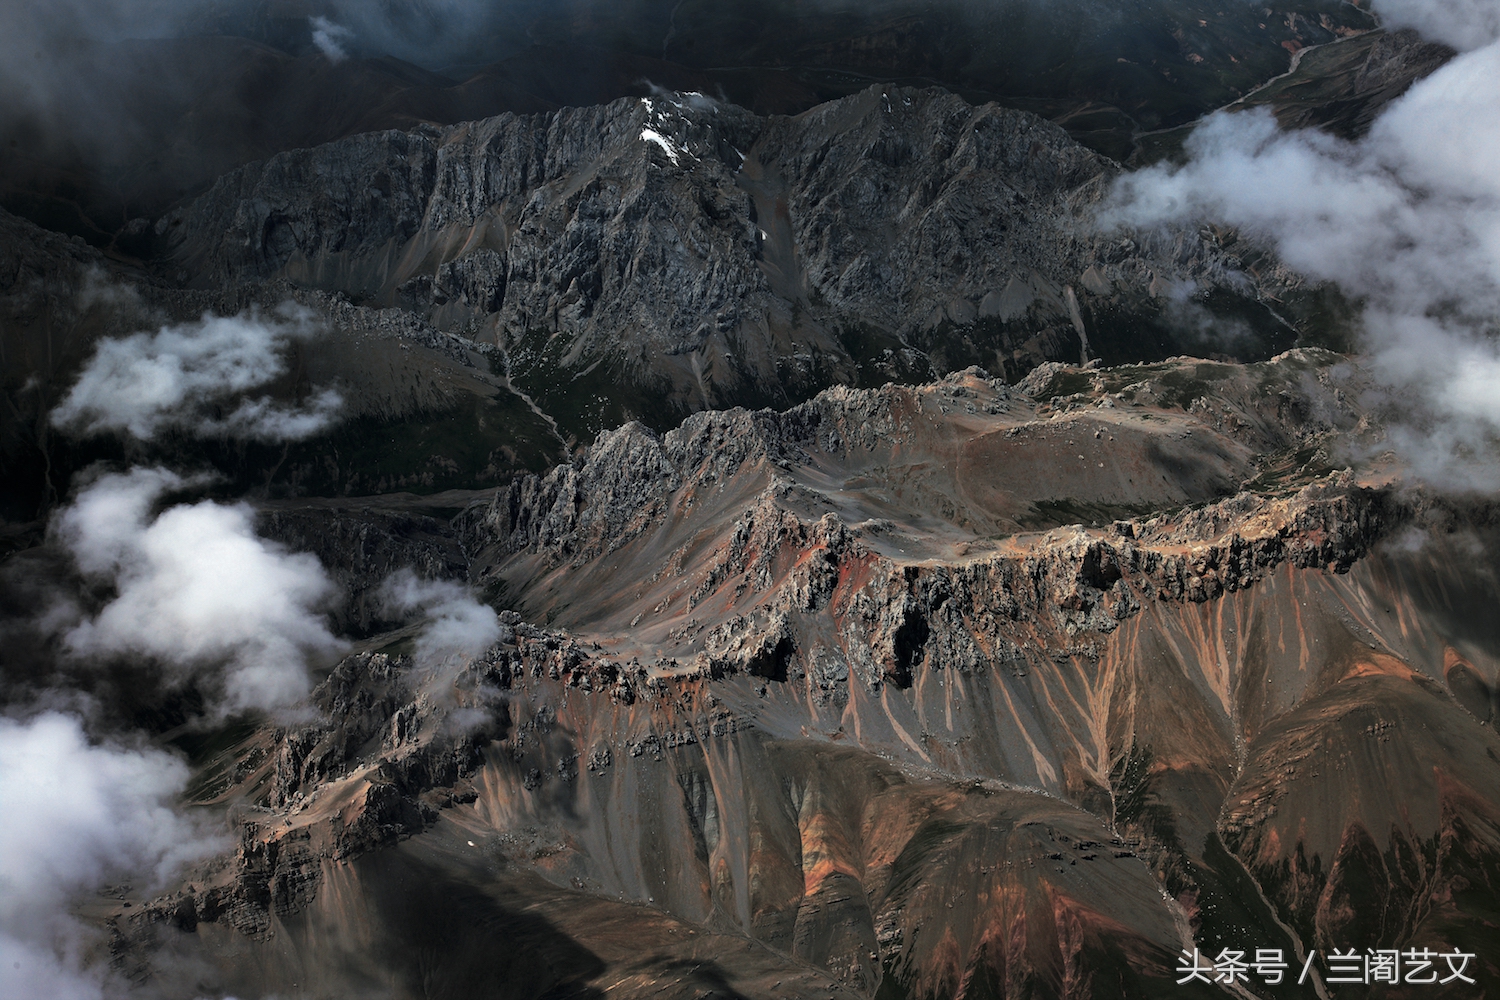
[1105, 0, 1500, 486]
[52, 467, 346, 714]
[51, 304, 342, 443]
[0, 711, 220, 999]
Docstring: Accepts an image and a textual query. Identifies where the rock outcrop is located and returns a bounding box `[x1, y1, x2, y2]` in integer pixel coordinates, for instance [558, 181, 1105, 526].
[96, 353, 1500, 1000]
[161, 86, 1305, 437]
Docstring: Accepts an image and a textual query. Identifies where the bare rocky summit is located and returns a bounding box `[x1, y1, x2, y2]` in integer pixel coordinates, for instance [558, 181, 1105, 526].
[160, 86, 1306, 437]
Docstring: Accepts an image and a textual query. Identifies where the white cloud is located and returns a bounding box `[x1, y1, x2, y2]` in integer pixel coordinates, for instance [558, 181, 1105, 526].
[51, 303, 342, 442]
[1366, 0, 1500, 52]
[52, 468, 346, 714]
[309, 16, 354, 63]
[381, 570, 501, 668]
[1104, 18, 1500, 488]
[0, 712, 220, 1000]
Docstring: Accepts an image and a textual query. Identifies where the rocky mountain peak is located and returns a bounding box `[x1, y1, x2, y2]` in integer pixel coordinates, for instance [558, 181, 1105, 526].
[157, 83, 1301, 440]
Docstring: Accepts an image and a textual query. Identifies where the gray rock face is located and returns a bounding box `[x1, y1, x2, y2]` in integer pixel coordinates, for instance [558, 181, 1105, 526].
[1351, 29, 1454, 103]
[163, 86, 1295, 436]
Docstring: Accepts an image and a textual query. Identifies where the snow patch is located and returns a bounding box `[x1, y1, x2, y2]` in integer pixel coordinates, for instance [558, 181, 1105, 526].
[641, 128, 681, 165]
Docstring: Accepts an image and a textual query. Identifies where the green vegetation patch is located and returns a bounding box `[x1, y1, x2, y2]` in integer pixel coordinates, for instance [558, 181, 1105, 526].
[507, 328, 688, 442]
[838, 324, 935, 389]
[269, 387, 566, 496]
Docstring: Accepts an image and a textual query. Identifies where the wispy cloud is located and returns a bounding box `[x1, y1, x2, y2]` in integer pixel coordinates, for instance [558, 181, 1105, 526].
[309, 15, 354, 63]
[381, 569, 501, 668]
[51, 303, 342, 442]
[1369, 0, 1500, 51]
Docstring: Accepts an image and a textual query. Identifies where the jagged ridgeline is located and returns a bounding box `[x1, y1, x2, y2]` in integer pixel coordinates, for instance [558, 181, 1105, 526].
[109, 356, 1500, 999]
[6, 85, 1338, 515]
[0, 0, 1385, 244]
[16, 68, 1500, 1000]
[152, 85, 1323, 443]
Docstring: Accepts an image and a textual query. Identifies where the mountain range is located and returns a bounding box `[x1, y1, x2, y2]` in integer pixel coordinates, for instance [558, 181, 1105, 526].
[1, 4, 1494, 999]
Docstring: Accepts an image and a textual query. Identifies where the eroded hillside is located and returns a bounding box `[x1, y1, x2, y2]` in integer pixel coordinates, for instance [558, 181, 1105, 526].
[82, 354, 1500, 999]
